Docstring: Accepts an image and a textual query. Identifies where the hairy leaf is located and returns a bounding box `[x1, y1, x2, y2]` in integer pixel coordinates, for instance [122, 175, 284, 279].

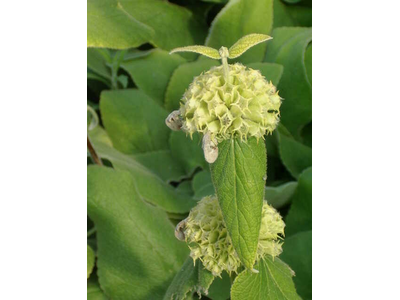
[206, 0, 273, 63]
[231, 256, 300, 300]
[163, 257, 214, 300]
[170, 46, 221, 59]
[121, 50, 186, 106]
[87, 138, 196, 213]
[100, 89, 170, 154]
[192, 170, 214, 200]
[88, 0, 206, 50]
[87, 279, 108, 300]
[281, 231, 312, 300]
[165, 59, 219, 111]
[273, 0, 312, 28]
[87, 166, 188, 299]
[210, 138, 266, 269]
[285, 167, 312, 236]
[264, 27, 312, 138]
[229, 34, 272, 59]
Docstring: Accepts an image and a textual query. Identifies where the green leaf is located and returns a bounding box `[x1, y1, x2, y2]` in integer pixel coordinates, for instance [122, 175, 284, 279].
[206, 0, 273, 63]
[210, 138, 266, 269]
[264, 27, 312, 138]
[280, 231, 312, 300]
[265, 181, 298, 209]
[207, 272, 231, 300]
[285, 167, 312, 236]
[170, 46, 221, 59]
[192, 170, 214, 200]
[277, 125, 312, 179]
[88, 0, 207, 50]
[132, 150, 186, 183]
[229, 34, 272, 59]
[87, 279, 108, 300]
[120, 50, 186, 106]
[87, 166, 189, 299]
[231, 256, 300, 300]
[305, 43, 312, 86]
[87, 245, 95, 279]
[169, 132, 208, 175]
[87, 137, 196, 213]
[165, 59, 219, 111]
[163, 257, 214, 300]
[87, 0, 154, 49]
[273, 0, 312, 28]
[100, 89, 170, 154]
[246, 62, 284, 86]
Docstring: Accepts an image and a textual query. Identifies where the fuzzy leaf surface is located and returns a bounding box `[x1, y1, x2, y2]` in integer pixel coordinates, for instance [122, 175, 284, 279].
[170, 46, 221, 59]
[265, 181, 298, 209]
[264, 27, 312, 138]
[121, 50, 186, 106]
[229, 34, 272, 59]
[87, 166, 188, 299]
[231, 256, 300, 300]
[210, 138, 266, 269]
[100, 89, 170, 154]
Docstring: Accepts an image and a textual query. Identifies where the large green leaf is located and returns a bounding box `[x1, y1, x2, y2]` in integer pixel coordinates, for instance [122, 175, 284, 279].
[273, 0, 312, 28]
[207, 272, 231, 300]
[247, 62, 284, 86]
[88, 0, 206, 50]
[165, 59, 219, 111]
[87, 166, 188, 299]
[280, 231, 312, 300]
[305, 43, 312, 85]
[87, 245, 95, 278]
[132, 150, 186, 183]
[231, 256, 300, 300]
[285, 167, 312, 236]
[121, 50, 186, 106]
[169, 132, 208, 175]
[100, 89, 170, 154]
[277, 125, 312, 179]
[87, 0, 154, 49]
[87, 48, 111, 80]
[205, 0, 273, 63]
[265, 181, 298, 209]
[87, 137, 196, 213]
[264, 27, 312, 138]
[210, 138, 266, 269]
[163, 257, 214, 300]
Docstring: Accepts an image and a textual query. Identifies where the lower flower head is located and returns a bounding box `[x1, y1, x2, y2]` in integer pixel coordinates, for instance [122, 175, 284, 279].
[183, 195, 285, 277]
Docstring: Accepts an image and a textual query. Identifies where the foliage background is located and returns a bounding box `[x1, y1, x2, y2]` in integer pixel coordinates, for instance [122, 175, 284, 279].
[87, 0, 312, 299]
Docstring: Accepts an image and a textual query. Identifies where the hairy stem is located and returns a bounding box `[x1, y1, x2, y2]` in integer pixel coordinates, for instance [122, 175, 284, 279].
[87, 136, 103, 166]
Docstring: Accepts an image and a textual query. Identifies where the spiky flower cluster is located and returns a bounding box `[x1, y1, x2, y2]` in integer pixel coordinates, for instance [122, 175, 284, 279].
[184, 195, 285, 277]
[180, 64, 281, 142]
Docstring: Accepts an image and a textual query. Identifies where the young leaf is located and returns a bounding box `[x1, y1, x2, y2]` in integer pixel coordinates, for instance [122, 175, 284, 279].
[170, 46, 221, 59]
[87, 166, 189, 299]
[210, 137, 266, 270]
[163, 257, 214, 300]
[229, 34, 272, 59]
[231, 256, 301, 300]
[87, 245, 95, 279]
